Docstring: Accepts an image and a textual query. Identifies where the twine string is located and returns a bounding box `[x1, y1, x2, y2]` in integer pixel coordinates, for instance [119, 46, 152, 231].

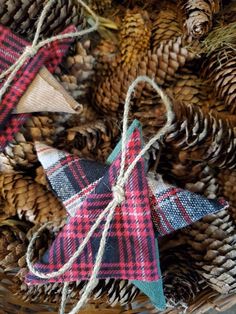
[26, 75, 175, 314]
[0, 0, 99, 101]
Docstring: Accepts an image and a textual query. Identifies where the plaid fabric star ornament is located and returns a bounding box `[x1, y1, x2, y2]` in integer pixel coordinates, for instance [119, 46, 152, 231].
[26, 128, 162, 293]
[0, 24, 76, 150]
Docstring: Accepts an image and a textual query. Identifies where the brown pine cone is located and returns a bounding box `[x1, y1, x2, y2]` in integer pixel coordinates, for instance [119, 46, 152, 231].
[161, 103, 236, 169]
[0, 220, 30, 272]
[61, 118, 120, 162]
[0, 138, 36, 173]
[16, 278, 139, 305]
[34, 166, 48, 187]
[92, 38, 120, 77]
[59, 40, 95, 101]
[201, 47, 236, 113]
[179, 0, 220, 38]
[22, 115, 56, 143]
[156, 151, 219, 199]
[95, 36, 197, 116]
[167, 69, 224, 111]
[0, 0, 85, 40]
[217, 169, 236, 222]
[151, 5, 182, 49]
[182, 209, 236, 294]
[0, 173, 66, 228]
[0, 115, 57, 172]
[88, 0, 111, 14]
[160, 245, 206, 306]
[119, 8, 151, 65]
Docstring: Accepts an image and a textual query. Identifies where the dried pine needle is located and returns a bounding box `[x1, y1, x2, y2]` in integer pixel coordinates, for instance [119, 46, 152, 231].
[201, 22, 236, 55]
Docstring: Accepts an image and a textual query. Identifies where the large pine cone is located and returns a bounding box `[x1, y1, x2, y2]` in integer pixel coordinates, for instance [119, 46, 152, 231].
[119, 8, 151, 65]
[151, 4, 182, 48]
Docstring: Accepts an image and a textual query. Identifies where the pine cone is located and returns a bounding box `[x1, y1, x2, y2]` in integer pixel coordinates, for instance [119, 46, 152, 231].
[119, 8, 151, 65]
[59, 40, 95, 101]
[159, 102, 236, 169]
[0, 115, 57, 172]
[182, 209, 236, 294]
[179, 0, 220, 38]
[0, 220, 29, 272]
[201, 47, 236, 113]
[16, 225, 55, 280]
[60, 118, 120, 162]
[157, 151, 219, 199]
[0, 173, 66, 228]
[16, 278, 139, 305]
[34, 166, 48, 187]
[92, 38, 120, 77]
[22, 115, 56, 143]
[151, 5, 182, 49]
[160, 245, 206, 306]
[95, 36, 197, 116]
[0, 0, 84, 39]
[88, 0, 111, 14]
[0, 135, 36, 173]
[218, 169, 236, 222]
[167, 69, 224, 111]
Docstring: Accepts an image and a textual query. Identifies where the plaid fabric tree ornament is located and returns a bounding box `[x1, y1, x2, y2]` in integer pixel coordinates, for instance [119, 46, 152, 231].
[0, 24, 77, 150]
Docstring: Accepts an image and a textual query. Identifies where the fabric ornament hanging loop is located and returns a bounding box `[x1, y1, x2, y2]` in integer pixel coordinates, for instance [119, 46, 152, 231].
[26, 76, 175, 314]
[0, 0, 99, 102]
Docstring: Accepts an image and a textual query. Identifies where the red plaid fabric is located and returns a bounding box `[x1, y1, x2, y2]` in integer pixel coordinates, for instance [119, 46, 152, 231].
[0, 24, 76, 150]
[26, 129, 159, 284]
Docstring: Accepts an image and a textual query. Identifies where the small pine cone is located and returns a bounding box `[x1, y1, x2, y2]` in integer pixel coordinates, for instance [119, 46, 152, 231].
[163, 103, 236, 169]
[60, 40, 95, 101]
[0, 173, 66, 228]
[0, 220, 30, 272]
[151, 5, 182, 49]
[62, 118, 120, 162]
[160, 245, 206, 306]
[182, 210, 236, 294]
[179, 0, 220, 38]
[201, 47, 236, 113]
[95, 36, 197, 115]
[119, 9, 151, 65]
[0, 0, 84, 40]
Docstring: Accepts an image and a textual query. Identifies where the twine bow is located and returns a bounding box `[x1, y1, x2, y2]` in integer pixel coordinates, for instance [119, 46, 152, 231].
[0, 0, 99, 102]
[26, 75, 175, 314]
